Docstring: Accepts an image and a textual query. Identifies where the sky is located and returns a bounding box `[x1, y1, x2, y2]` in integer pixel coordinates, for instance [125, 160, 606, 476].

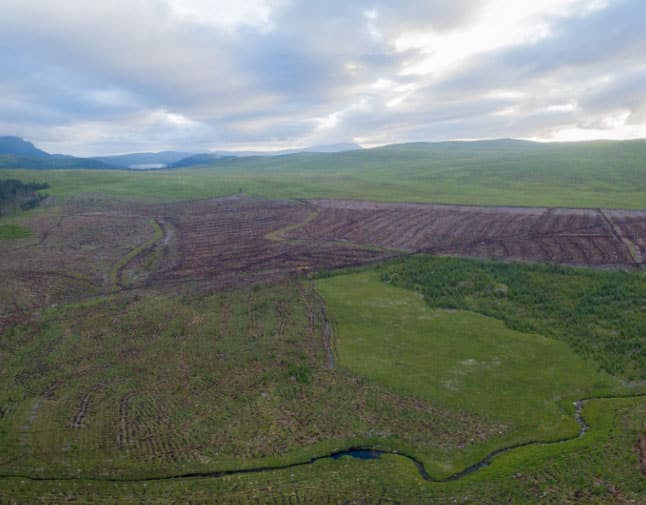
[1, 0, 645, 156]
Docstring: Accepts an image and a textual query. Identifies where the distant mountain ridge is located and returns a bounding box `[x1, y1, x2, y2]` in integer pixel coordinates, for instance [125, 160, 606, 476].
[0, 137, 365, 170]
[96, 143, 364, 169]
[2, 136, 646, 172]
[0, 136, 110, 169]
[0, 137, 50, 158]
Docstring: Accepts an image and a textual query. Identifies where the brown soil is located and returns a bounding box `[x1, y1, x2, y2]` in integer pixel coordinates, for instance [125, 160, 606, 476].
[155, 197, 388, 285]
[3, 196, 645, 332]
[638, 433, 646, 476]
[283, 199, 646, 268]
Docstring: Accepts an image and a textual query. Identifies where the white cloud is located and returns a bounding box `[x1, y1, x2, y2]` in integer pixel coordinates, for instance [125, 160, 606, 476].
[84, 88, 140, 109]
[363, 8, 383, 40]
[363, 9, 378, 21]
[166, 0, 285, 32]
[543, 102, 577, 113]
[371, 78, 396, 90]
[492, 107, 518, 117]
[485, 89, 527, 101]
[153, 110, 202, 128]
[534, 110, 646, 141]
[394, 0, 610, 78]
[315, 112, 341, 130]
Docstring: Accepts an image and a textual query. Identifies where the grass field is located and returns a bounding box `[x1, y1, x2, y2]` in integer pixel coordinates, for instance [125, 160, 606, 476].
[2, 139, 646, 208]
[316, 270, 629, 475]
[0, 224, 31, 240]
[379, 256, 646, 380]
[0, 279, 507, 483]
[1, 355, 643, 503]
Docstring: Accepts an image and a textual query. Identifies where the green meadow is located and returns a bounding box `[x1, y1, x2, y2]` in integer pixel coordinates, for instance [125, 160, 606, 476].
[380, 256, 646, 380]
[316, 270, 628, 475]
[0, 223, 31, 239]
[2, 139, 646, 208]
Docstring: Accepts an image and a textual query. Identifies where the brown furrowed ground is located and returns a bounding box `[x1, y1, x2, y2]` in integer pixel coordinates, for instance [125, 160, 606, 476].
[154, 197, 389, 283]
[285, 199, 646, 268]
[2, 196, 645, 333]
[0, 196, 393, 333]
[0, 198, 156, 322]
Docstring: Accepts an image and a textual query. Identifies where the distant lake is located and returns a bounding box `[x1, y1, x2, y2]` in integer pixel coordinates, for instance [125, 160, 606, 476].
[129, 163, 166, 170]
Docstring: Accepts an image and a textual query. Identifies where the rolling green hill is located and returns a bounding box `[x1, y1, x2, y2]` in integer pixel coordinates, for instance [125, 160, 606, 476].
[1, 138, 644, 208]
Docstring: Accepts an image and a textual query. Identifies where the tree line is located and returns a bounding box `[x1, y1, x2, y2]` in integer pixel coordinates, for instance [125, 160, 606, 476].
[0, 179, 50, 217]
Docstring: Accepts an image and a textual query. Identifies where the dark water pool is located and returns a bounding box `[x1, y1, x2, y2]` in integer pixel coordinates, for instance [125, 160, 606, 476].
[330, 449, 382, 460]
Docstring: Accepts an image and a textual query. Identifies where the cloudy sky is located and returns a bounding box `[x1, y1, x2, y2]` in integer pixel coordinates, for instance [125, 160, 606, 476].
[1, 0, 645, 155]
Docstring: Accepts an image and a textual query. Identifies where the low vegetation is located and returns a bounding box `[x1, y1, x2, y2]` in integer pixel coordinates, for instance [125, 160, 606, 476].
[0, 280, 500, 483]
[1, 356, 643, 503]
[110, 218, 163, 288]
[316, 270, 628, 475]
[0, 224, 31, 240]
[379, 256, 646, 380]
[0, 186, 644, 503]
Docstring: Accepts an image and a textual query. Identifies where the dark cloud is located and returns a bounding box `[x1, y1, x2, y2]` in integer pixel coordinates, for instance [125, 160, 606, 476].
[502, 0, 646, 72]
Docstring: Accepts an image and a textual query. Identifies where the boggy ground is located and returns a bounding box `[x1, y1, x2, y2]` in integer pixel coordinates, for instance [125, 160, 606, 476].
[0, 279, 500, 481]
[3, 397, 643, 504]
[0, 271, 643, 503]
[0, 195, 645, 503]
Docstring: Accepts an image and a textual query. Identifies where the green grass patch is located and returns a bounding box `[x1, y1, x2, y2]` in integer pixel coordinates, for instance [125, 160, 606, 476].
[316, 271, 627, 473]
[0, 223, 31, 239]
[380, 256, 646, 380]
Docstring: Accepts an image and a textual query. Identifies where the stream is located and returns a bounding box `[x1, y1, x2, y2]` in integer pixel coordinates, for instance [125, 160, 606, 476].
[2, 393, 644, 485]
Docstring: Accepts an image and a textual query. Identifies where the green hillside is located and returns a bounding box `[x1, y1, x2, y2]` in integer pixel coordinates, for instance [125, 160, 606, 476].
[1, 139, 645, 208]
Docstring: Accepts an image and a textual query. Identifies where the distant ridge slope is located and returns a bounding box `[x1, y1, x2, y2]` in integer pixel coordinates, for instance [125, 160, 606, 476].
[169, 143, 363, 168]
[0, 136, 50, 158]
[0, 137, 364, 169]
[0, 136, 111, 169]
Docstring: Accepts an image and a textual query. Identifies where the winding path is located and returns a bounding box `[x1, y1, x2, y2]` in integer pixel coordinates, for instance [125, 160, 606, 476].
[2, 393, 644, 485]
[111, 217, 167, 289]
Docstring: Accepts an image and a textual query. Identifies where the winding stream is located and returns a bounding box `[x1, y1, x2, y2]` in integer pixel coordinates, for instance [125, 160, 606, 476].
[2, 393, 644, 484]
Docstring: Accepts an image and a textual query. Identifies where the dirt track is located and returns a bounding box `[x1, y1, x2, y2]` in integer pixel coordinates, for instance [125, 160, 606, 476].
[639, 433, 646, 476]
